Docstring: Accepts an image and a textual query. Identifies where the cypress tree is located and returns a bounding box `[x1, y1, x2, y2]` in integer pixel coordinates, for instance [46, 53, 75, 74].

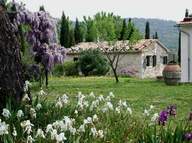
[119, 19, 127, 40]
[60, 12, 70, 48]
[39, 5, 45, 11]
[127, 18, 134, 40]
[145, 21, 150, 39]
[185, 9, 189, 17]
[69, 29, 75, 47]
[154, 32, 158, 39]
[74, 18, 82, 44]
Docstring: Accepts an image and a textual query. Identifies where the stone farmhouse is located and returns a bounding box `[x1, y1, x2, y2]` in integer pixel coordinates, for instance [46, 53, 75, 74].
[66, 39, 169, 78]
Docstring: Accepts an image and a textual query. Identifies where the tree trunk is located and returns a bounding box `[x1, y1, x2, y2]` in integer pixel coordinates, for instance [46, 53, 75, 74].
[0, 6, 24, 108]
[111, 67, 119, 83]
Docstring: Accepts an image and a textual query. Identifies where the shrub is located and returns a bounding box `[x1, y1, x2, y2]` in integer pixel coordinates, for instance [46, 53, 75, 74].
[63, 61, 79, 76]
[53, 64, 65, 76]
[79, 49, 109, 76]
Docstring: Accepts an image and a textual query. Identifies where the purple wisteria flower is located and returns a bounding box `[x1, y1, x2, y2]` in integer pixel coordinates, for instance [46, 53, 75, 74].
[158, 110, 169, 126]
[167, 105, 177, 117]
[184, 133, 192, 141]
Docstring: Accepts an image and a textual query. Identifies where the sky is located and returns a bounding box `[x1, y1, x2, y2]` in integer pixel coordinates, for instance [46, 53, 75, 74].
[13, 0, 192, 21]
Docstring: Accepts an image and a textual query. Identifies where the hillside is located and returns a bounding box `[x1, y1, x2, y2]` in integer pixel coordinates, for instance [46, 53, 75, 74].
[131, 18, 179, 51]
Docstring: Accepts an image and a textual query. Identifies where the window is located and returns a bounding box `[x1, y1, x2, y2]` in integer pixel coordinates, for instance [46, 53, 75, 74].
[163, 56, 168, 64]
[146, 56, 151, 66]
[153, 55, 157, 67]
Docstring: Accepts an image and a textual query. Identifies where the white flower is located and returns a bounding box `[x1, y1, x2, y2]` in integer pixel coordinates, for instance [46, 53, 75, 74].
[39, 88, 46, 96]
[78, 125, 85, 133]
[89, 92, 95, 98]
[60, 94, 69, 104]
[84, 117, 92, 125]
[12, 126, 17, 137]
[36, 103, 42, 110]
[69, 127, 76, 135]
[74, 110, 78, 114]
[51, 129, 57, 140]
[151, 113, 159, 122]
[122, 101, 128, 107]
[17, 110, 24, 118]
[56, 132, 67, 143]
[109, 92, 115, 98]
[0, 119, 9, 135]
[24, 80, 31, 92]
[27, 135, 35, 143]
[144, 109, 150, 116]
[46, 124, 53, 133]
[97, 130, 104, 138]
[106, 102, 113, 110]
[30, 108, 36, 118]
[90, 127, 97, 137]
[55, 100, 63, 108]
[127, 107, 132, 115]
[90, 100, 99, 111]
[22, 93, 30, 102]
[20, 120, 34, 135]
[36, 128, 45, 138]
[2, 108, 11, 118]
[93, 114, 99, 122]
[115, 107, 121, 114]
[150, 105, 154, 110]
[98, 95, 104, 101]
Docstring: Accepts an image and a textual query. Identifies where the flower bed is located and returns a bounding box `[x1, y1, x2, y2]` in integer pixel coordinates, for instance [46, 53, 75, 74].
[0, 86, 191, 143]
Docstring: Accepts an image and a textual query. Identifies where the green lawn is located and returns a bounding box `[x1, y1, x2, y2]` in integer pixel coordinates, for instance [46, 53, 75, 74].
[32, 76, 192, 118]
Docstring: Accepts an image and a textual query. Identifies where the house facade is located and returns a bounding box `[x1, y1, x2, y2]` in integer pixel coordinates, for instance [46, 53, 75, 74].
[178, 16, 192, 82]
[66, 39, 169, 78]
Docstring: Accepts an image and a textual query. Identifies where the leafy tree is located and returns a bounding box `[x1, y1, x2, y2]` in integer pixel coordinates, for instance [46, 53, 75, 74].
[119, 19, 128, 40]
[74, 18, 82, 44]
[39, 5, 45, 11]
[60, 12, 70, 48]
[94, 12, 116, 41]
[79, 49, 109, 76]
[84, 17, 97, 42]
[145, 21, 150, 39]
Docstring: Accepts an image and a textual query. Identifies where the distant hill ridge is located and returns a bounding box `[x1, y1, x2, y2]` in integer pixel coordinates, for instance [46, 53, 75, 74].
[129, 18, 179, 51]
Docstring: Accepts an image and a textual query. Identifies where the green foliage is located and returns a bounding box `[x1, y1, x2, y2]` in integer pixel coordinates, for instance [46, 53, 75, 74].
[119, 19, 128, 40]
[84, 17, 98, 42]
[60, 12, 70, 48]
[63, 61, 79, 76]
[53, 64, 65, 76]
[79, 49, 109, 76]
[94, 12, 116, 41]
[69, 28, 75, 47]
[74, 18, 83, 44]
[145, 21, 150, 39]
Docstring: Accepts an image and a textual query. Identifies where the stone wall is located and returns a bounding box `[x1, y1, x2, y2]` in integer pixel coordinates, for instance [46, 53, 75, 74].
[141, 42, 168, 78]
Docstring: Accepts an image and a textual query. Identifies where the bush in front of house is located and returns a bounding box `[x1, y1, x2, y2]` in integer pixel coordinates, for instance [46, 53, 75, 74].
[63, 61, 79, 76]
[79, 49, 109, 76]
[53, 61, 79, 76]
[53, 64, 65, 76]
